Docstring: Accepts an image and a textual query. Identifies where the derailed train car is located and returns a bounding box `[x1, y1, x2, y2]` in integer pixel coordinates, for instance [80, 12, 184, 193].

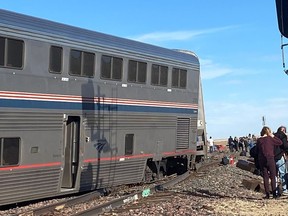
[0, 9, 205, 206]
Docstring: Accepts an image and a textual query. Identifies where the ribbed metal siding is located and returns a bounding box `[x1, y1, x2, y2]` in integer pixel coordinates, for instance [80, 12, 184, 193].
[80, 159, 146, 190]
[0, 110, 63, 205]
[176, 118, 190, 150]
[84, 114, 176, 130]
[0, 167, 61, 206]
[0, 111, 63, 131]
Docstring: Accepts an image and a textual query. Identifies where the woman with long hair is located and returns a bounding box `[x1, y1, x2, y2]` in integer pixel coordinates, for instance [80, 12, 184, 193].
[257, 126, 282, 199]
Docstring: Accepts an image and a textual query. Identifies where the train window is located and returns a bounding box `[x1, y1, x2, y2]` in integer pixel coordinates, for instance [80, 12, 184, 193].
[69, 49, 95, 77]
[172, 68, 187, 88]
[83, 52, 95, 77]
[7, 38, 23, 68]
[0, 37, 4, 66]
[101, 55, 123, 80]
[0, 137, 20, 166]
[125, 134, 134, 155]
[151, 64, 168, 86]
[49, 46, 62, 73]
[0, 37, 23, 69]
[101, 55, 111, 79]
[70, 50, 81, 75]
[128, 60, 147, 83]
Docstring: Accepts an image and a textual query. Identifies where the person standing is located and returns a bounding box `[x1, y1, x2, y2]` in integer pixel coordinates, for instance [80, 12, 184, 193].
[208, 136, 214, 153]
[228, 136, 234, 152]
[257, 126, 283, 199]
[274, 126, 288, 196]
[234, 136, 239, 152]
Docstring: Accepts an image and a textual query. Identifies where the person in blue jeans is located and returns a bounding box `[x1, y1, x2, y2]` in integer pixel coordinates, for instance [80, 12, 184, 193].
[274, 126, 288, 196]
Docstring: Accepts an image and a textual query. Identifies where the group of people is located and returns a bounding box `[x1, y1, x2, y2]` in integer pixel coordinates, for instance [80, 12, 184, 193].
[250, 126, 288, 199]
[228, 134, 256, 153]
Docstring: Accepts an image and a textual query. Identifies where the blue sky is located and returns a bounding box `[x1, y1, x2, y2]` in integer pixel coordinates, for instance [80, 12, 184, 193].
[1, 1, 287, 139]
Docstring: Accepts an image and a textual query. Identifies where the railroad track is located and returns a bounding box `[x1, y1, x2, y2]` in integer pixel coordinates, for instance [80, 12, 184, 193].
[12, 158, 220, 216]
[73, 159, 221, 216]
[14, 190, 105, 216]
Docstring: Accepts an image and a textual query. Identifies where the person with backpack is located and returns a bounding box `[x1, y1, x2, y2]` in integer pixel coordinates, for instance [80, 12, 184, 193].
[274, 126, 288, 196]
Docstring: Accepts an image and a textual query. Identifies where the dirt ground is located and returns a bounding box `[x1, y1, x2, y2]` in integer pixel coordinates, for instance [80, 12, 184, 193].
[210, 196, 288, 216]
[208, 142, 288, 216]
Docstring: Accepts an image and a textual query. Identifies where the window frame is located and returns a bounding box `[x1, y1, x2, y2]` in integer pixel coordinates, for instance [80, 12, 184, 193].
[127, 60, 147, 84]
[100, 55, 123, 81]
[49, 45, 63, 74]
[0, 36, 24, 69]
[172, 67, 187, 89]
[125, 134, 134, 156]
[0, 137, 20, 167]
[151, 64, 168, 87]
[69, 49, 95, 77]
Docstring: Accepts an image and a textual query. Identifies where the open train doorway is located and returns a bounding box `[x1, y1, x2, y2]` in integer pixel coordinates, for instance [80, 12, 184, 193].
[61, 116, 80, 189]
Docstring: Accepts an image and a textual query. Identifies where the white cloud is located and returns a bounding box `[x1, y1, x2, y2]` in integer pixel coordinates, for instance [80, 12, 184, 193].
[200, 58, 262, 80]
[128, 26, 236, 43]
[128, 26, 244, 80]
[200, 58, 234, 79]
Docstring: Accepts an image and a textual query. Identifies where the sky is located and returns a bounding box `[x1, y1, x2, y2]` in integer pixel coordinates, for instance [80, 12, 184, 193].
[0, 1, 287, 139]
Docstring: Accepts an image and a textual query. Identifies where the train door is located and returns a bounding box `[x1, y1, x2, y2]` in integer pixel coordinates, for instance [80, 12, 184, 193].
[61, 116, 80, 189]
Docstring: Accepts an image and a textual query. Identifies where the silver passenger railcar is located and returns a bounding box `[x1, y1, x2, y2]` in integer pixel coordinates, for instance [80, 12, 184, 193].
[0, 9, 205, 206]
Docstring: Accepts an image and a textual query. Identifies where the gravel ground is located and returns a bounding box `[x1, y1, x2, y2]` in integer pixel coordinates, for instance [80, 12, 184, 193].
[106, 154, 288, 216]
[2, 152, 288, 216]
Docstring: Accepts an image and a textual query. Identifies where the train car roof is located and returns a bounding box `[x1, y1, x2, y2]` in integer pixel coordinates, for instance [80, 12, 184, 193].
[0, 9, 199, 66]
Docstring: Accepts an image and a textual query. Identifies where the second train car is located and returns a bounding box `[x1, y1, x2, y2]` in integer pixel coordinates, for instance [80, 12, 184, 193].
[0, 9, 206, 206]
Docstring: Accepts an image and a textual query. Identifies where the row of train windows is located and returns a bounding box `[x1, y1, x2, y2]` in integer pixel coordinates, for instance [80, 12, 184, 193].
[52, 46, 187, 88]
[0, 36, 187, 88]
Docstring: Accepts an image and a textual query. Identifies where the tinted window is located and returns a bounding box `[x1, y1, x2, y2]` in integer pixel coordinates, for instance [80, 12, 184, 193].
[172, 68, 187, 88]
[151, 64, 160, 85]
[179, 69, 187, 88]
[49, 46, 62, 73]
[70, 50, 81, 75]
[151, 64, 168, 86]
[69, 49, 95, 77]
[101, 55, 122, 80]
[125, 134, 134, 155]
[0, 37, 4, 66]
[101, 55, 112, 79]
[83, 52, 95, 77]
[112, 57, 122, 80]
[0, 37, 24, 69]
[172, 68, 179, 87]
[160, 66, 168, 86]
[128, 60, 137, 82]
[7, 38, 23, 68]
[138, 62, 147, 83]
[128, 60, 147, 83]
[1, 137, 20, 166]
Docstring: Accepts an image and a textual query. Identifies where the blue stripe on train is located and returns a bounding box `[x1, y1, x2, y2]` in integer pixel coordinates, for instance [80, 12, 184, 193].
[0, 99, 197, 114]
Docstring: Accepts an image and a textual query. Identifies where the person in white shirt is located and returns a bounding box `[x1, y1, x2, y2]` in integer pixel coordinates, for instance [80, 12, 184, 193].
[208, 136, 214, 153]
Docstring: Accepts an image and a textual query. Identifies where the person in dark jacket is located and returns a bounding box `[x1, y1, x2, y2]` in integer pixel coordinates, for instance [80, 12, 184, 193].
[228, 136, 234, 152]
[274, 126, 288, 195]
[257, 126, 283, 199]
[250, 145, 261, 175]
